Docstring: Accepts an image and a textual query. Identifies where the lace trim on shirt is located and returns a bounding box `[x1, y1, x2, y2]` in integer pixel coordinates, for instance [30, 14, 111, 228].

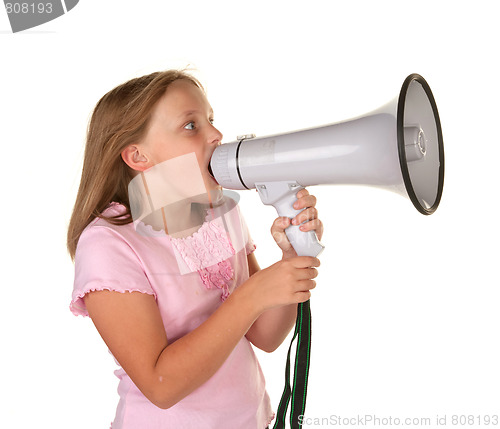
[169, 219, 236, 301]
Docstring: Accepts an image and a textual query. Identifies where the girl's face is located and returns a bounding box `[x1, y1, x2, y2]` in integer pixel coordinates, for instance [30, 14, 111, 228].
[134, 79, 223, 191]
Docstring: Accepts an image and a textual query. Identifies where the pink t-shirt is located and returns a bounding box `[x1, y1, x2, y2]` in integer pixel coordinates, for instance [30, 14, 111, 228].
[70, 200, 274, 429]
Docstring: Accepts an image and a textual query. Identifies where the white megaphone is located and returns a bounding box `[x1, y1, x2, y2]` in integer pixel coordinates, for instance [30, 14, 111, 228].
[209, 74, 445, 257]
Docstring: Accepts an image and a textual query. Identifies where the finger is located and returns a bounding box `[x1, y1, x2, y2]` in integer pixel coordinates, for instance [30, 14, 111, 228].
[271, 229, 293, 251]
[291, 256, 321, 268]
[271, 218, 294, 252]
[295, 188, 310, 199]
[294, 290, 312, 303]
[309, 267, 319, 279]
[272, 216, 291, 232]
[297, 267, 319, 281]
[291, 207, 318, 226]
[298, 219, 324, 240]
[304, 279, 317, 290]
[293, 194, 317, 210]
[295, 279, 317, 292]
[271, 217, 291, 241]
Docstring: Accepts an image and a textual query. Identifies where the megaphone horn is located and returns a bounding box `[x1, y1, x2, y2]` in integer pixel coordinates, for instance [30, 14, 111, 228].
[209, 74, 445, 257]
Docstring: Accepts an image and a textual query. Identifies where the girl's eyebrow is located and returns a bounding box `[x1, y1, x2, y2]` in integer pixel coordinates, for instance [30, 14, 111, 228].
[178, 108, 214, 119]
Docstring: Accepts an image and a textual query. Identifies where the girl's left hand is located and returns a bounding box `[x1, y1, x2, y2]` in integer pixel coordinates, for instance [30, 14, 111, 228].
[270, 188, 324, 259]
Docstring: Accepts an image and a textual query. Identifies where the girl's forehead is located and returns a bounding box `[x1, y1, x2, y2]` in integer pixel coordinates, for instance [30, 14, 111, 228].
[158, 80, 212, 115]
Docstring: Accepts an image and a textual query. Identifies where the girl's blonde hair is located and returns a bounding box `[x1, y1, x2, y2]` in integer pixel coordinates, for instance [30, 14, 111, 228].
[67, 69, 203, 259]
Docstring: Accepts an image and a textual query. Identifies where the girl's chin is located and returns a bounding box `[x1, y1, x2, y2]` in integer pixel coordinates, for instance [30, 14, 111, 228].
[190, 187, 224, 206]
[205, 173, 220, 187]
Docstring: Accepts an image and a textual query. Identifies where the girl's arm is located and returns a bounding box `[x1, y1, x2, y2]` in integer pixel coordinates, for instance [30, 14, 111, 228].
[84, 254, 319, 410]
[244, 252, 299, 353]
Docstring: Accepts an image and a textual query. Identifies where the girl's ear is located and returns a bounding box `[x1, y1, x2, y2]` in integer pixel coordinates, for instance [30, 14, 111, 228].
[121, 145, 151, 172]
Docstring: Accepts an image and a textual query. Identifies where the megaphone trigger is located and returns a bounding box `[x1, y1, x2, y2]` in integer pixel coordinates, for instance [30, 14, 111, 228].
[255, 180, 325, 257]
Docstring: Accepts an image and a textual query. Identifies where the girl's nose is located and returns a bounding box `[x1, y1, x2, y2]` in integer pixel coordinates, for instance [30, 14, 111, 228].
[208, 124, 223, 145]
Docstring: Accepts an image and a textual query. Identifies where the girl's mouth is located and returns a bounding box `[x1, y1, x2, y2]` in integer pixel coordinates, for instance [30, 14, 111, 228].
[207, 158, 219, 185]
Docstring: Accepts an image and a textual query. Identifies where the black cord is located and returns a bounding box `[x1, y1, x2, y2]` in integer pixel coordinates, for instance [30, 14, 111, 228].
[273, 300, 312, 429]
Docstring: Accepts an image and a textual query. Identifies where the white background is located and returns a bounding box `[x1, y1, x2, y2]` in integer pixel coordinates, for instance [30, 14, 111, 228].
[1, 1, 499, 428]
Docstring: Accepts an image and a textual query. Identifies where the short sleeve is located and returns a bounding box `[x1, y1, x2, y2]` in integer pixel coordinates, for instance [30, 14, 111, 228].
[70, 225, 156, 317]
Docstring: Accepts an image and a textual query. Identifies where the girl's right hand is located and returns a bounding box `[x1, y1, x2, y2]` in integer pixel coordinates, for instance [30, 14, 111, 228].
[239, 256, 320, 315]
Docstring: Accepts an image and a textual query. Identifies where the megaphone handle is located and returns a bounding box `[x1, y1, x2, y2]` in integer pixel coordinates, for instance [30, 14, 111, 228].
[255, 181, 325, 257]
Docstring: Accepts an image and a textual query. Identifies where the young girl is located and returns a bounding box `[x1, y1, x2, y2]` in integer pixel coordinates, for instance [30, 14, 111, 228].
[68, 70, 323, 429]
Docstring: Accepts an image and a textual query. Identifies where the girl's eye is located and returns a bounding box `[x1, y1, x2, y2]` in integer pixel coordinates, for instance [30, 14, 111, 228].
[209, 118, 215, 125]
[184, 121, 196, 130]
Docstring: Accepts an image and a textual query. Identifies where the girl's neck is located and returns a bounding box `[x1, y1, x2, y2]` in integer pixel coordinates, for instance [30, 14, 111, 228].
[142, 201, 208, 238]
